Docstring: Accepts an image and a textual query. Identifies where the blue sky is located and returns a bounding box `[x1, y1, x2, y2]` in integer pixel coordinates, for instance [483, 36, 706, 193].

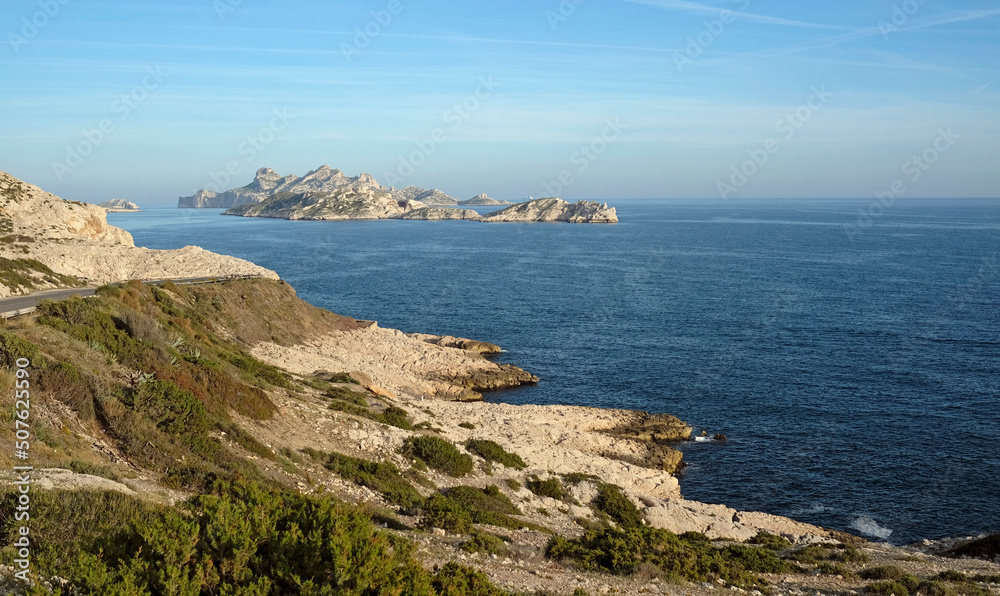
[2, 0, 998, 205]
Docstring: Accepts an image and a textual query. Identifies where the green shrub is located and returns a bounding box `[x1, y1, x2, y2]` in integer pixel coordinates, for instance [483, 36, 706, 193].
[526, 477, 564, 500]
[403, 436, 473, 477]
[68, 460, 122, 482]
[420, 486, 540, 534]
[746, 531, 791, 550]
[420, 493, 474, 534]
[505, 478, 521, 491]
[0, 485, 509, 595]
[323, 452, 424, 509]
[324, 371, 359, 384]
[593, 483, 643, 528]
[935, 571, 970, 583]
[562, 472, 600, 485]
[461, 531, 507, 555]
[0, 331, 43, 368]
[379, 405, 414, 430]
[862, 567, 913, 581]
[459, 422, 475, 429]
[869, 581, 916, 596]
[465, 439, 527, 470]
[431, 562, 508, 596]
[546, 526, 792, 589]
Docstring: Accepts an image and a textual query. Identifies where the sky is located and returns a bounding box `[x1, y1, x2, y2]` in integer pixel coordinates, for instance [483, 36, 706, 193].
[1, 0, 999, 206]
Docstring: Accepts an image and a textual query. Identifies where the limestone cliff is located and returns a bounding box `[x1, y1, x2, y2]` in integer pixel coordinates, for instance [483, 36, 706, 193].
[223, 187, 427, 220]
[0, 169, 277, 287]
[479, 197, 618, 223]
[179, 165, 381, 208]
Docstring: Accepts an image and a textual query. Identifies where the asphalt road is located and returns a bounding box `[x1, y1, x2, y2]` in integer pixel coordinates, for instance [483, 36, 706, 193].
[0, 275, 258, 315]
[0, 287, 95, 312]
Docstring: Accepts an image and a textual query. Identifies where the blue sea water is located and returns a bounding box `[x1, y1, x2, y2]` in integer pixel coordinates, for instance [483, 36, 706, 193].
[110, 199, 1000, 544]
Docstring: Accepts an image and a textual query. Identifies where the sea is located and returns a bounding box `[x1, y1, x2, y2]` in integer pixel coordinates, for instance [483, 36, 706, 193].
[109, 198, 1000, 545]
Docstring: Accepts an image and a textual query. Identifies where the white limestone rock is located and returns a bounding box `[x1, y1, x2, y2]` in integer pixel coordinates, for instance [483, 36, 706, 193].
[479, 197, 618, 223]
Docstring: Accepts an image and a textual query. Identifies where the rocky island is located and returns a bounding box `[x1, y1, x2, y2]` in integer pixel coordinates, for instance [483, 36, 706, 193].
[97, 198, 140, 212]
[2, 169, 997, 595]
[190, 165, 619, 223]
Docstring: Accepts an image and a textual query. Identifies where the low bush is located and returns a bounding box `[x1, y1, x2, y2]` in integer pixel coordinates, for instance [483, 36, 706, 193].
[746, 531, 792, 550]
[379, 405, 414, 430]
[403, 436, 473, 477]
[323, 452, 425, 509]
[862, 566, 912, 581]
[465, 439, 527, 470]
[0, 486, 509, 595]
[935, 571, 970, 583]
[593, 482, 643, 528]
[546, 526, 796, 589]
[526, 477, 564, 500]
[461, 531, 507, 555]
[459, 421, 475, 429]
[420, 486, 540, 534]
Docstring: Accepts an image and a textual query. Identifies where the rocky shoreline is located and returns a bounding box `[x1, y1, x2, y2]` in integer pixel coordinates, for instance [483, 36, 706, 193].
[2, 168, 998, 595]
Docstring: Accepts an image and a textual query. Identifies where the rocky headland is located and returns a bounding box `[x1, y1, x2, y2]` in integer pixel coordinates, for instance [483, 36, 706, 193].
[97, 199, 140, 212]
[0, 169, 276, 294]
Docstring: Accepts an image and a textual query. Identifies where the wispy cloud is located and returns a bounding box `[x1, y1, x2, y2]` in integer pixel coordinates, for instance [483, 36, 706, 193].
[620, 0, 856, 31]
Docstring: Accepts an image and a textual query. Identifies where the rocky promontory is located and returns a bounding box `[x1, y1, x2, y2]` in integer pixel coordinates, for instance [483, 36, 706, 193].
[0, 169, 277, 287]
[479, 197, 619, 223]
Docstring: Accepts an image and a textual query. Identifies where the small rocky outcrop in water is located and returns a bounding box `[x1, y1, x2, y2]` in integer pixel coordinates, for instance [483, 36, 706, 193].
[98, 199, 140, 212]
[479, 197, 618, 223]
